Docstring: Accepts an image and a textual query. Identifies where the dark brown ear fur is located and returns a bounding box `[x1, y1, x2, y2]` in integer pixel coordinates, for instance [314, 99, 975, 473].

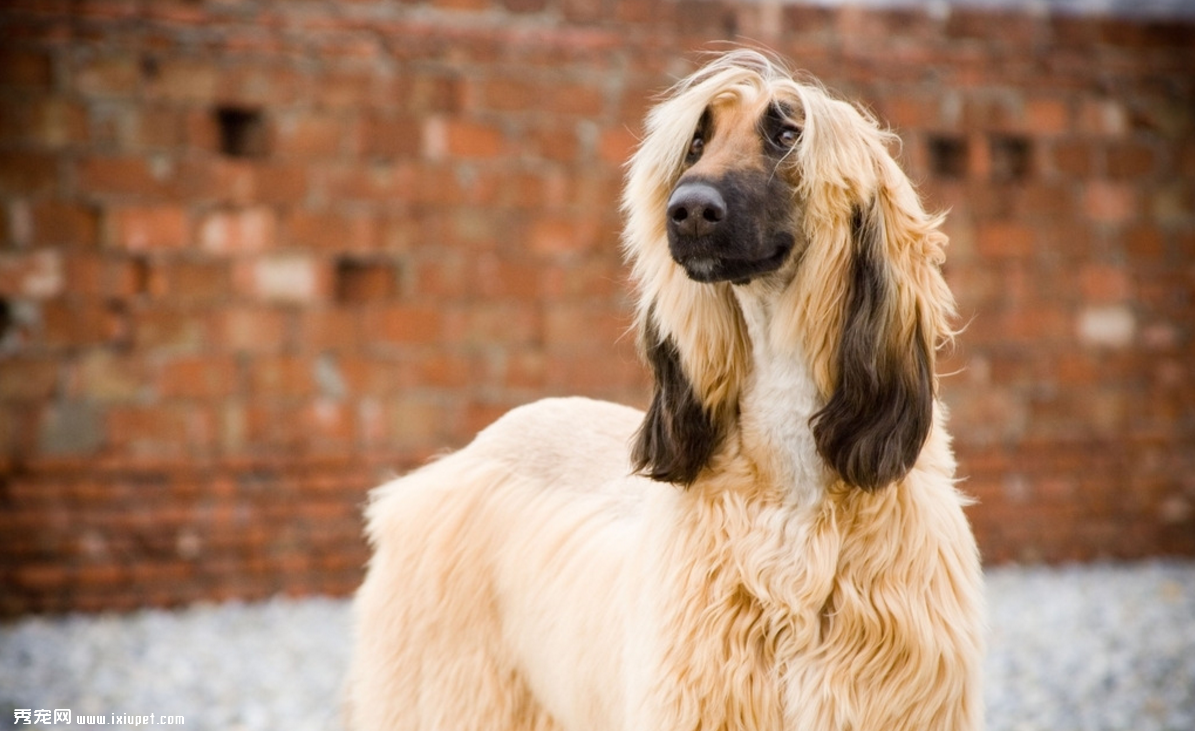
[811, 204, 934, 492]
[632, 313, 724, 486]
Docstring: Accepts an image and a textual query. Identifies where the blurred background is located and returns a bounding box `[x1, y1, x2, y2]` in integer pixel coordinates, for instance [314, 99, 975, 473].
[0, 0, 1192, 618]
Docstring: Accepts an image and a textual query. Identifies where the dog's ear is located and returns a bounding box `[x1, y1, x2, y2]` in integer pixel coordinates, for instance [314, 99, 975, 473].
[811, 202, 934, 491]
[632, 313, 724, 486]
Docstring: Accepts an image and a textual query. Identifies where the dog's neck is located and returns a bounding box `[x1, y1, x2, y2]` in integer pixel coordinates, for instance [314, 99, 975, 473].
[731, 282, 830, 507]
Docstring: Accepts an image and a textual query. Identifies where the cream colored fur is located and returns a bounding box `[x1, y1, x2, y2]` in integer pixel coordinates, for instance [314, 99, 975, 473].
[348, 50, 984, 731]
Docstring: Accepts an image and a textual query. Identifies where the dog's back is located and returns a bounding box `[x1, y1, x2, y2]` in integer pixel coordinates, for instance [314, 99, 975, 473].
[348, 397, 648, 731]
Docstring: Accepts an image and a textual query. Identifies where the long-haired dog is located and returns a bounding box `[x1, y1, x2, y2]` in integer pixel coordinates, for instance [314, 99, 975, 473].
[347, 50, 984, 730]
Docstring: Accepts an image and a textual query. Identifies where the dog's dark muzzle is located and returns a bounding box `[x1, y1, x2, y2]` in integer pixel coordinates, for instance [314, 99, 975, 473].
[666, 175, 795, 285]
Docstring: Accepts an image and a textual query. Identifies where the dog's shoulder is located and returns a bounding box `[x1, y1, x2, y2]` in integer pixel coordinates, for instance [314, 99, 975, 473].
[465, 397, 647, 489]
[476, 397, 644, 449]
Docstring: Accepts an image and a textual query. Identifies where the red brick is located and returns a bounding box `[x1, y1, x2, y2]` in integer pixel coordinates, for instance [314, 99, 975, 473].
[64, 253, 149, 299]
[199, 207, 278, 254]
[389, 394, 454, 445]
[423, 117, 506, 160]
[529, 216, 600, 256]
[273, 112, 349, 158]
[544, 304, 626, 349]
[335, 258, 398, 303]
[1106, 141, 1158, 179]
[479, 76, 605, 117]
[0, 49, 54, 88]
[146, 58, 220, 103]
[975, 221, 1035, 259]
[339, 355, 411, 396]
[1024, 97, 1071, 136]
[131, 307, 207, 351]
[249, 355, 315, 398]
[599, 126, 639, 165]
[298, 399, 356, 447]
[234, 254, 328, 303]
[411, 351, 471, 389]
[1077, 98, 1128, 137]
[312, 69, 384, 110]
[107, 404, 216, 455]
[1083, 181, 1137, 224]
[0, 358, 59, 401]
[431, 0, 488, 12]
[72, 53, 139, 97]
[499, 0, 549, 12]
[962, 95, 1023, 134]
[322, 163, 413, 204]
[494, 349, 547, 389]
[42, 300, 126, 347]
[1048, 139, 1095, 177]
[0, 96, 89, 148]
[149, 259, 233, 303]
[158, 355, 239, 399]
[69, 350, 146, 402]
[408, 252, 469, 299]
[365, 304, 443, 345]
[362, 114, 422, 159]
[1079, 263, 1131, 303]
[522, 120, 580, 162]
[406, 73, 464, 114]
[0, 250, 64, 299]
[108, 206, 189, 250]
[13, 563, 71, 590]
[1123, 225, 1165, 260]
[471, 254, 542, 301]
[541, 259, 624, 299]
[213, 306, 290, 352]
[298, 308, 361, 350]
[287, 210, 378, 252]
[0, 151, 58, 195]
[29, 200, 101, 247]
[76, 155, 173, 198]
[562, 0, 606, 23]
[446, 303, 540, 347]
[1005, 182, 1068, 219]
[116, 105, 187, 150]
[220, 65, 304, 107]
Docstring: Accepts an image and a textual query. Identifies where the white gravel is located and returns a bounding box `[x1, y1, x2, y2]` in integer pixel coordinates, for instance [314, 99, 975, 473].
[3, 561, 1193, 731]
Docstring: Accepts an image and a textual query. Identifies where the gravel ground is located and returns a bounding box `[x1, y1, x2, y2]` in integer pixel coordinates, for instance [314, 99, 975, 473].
[3, 561, 1193, 731]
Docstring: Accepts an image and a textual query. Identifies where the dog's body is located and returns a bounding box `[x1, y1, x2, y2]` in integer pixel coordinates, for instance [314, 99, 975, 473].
[348, 51, 984, 731]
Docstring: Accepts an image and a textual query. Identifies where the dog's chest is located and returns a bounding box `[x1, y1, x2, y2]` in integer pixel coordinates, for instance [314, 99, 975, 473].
[733, 288, 829, 501]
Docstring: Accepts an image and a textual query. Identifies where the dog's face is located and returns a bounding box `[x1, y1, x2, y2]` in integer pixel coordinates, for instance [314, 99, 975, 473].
[625, 52, 956, 491]
[666, 96, 803, 285]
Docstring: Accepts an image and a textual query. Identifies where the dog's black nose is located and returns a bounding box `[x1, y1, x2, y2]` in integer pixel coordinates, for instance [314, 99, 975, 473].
[667, 183, 726, 238]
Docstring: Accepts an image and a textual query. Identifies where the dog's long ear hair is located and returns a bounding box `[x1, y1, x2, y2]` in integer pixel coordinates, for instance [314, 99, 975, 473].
[631, 309, 727, 485]
[622, 56, 766, 485]
[781, 85, 957, 492]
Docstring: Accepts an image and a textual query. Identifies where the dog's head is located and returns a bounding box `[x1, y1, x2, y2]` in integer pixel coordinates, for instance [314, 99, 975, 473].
[624, 50, 956, 491]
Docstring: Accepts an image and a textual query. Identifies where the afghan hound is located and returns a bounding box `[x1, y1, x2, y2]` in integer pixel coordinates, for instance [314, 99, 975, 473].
[347, 50, 984, 731]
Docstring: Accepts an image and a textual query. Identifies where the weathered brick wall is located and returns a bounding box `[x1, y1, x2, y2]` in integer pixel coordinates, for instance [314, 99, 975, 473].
[1, 1, 1191, 614]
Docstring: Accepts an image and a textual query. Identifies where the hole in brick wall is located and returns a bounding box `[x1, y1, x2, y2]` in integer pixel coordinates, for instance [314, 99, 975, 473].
[928, 135, 968, 179]
[0, 299, 12, 341]
[335, 258, 397, 303]
[139, 54, 160, 81]
[723, 13, 739, 37]
[214, 106, 267, 159]
[129, 257, 151, 296]
[990, 135, 1033, 182]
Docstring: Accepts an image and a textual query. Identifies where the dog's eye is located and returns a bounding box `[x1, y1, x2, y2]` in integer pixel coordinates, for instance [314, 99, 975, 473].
[775, 126, 801, 148]
[687, 133, 705, 159]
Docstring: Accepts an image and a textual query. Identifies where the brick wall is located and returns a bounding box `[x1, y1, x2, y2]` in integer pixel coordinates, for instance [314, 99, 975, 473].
[0, 0, 1191, 615]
